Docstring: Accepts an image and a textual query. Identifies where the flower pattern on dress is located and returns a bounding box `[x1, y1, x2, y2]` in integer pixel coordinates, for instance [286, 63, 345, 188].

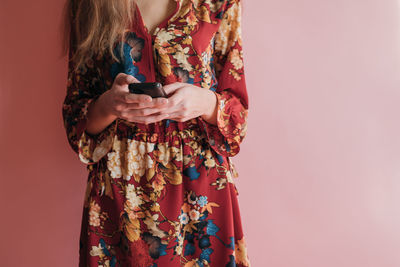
[62, 0, 250, 266]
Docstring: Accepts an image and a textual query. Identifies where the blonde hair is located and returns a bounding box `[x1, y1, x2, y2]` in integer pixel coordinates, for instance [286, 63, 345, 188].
[61, 0, 137, 73]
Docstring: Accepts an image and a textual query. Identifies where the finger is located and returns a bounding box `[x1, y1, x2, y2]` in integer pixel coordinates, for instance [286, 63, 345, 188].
[166, 113, 190, 122]
[125, 96, 169, 107]
[162, 82, 185, 96]
[115, 73, 139, 86]
[136, 97, 169, 108]
[165, 89, 184, 108]
[125, 105, 169, 117]
[119, 102, 147, 109]
[125, 96, 169, 108]
[159, 91, 194, 121]
[155, 103, 180, 116]
[155, 92, 183, 115]
[122, 93, 152, 104]
[129, 113, 170, 125]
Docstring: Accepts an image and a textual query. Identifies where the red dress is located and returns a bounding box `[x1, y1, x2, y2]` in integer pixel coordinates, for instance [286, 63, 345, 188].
[62, 0, 251, 266]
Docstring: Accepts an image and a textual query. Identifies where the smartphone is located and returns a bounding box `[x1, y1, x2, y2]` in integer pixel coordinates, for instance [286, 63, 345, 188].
[128, 82, 167, 98]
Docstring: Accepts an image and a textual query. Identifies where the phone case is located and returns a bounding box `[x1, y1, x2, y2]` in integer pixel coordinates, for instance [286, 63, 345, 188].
[128, 82, 167, 98]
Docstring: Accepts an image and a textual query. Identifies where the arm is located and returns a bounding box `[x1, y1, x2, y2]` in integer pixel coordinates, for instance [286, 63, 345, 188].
[200, 90, 218, 125]
[86, 90, 118, 135]
[61, 28, 117, 165]
[198, 0, 249, 157]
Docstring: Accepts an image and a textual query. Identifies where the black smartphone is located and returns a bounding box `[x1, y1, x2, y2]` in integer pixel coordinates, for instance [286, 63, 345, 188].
[128, 82, 167, 98]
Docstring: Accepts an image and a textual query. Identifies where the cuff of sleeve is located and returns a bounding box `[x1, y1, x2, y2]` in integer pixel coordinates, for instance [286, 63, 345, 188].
[76, 96, 118, 165]
[197, 91, 241, 157]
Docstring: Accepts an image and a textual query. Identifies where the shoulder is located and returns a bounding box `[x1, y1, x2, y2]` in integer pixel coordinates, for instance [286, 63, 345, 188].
[191, 0, 241, 25]
[209, 0, 241, 12]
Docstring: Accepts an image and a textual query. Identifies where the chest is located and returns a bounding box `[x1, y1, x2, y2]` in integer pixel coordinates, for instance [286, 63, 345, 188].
[134, 0, 179, 35]
[107, 0, 226, 87]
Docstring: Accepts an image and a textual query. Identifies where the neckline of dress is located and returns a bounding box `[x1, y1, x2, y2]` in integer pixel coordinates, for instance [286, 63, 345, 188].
[134, 0, 180, 38]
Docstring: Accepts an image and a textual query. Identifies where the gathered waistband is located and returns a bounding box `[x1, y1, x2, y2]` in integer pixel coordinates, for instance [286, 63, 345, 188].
[114, 117, 208, 144]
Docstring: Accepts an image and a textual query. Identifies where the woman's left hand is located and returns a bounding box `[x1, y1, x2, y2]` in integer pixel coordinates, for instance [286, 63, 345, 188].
[159, 82, 218, 125]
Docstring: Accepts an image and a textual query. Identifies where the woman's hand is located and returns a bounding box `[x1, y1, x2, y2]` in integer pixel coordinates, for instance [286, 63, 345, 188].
[99, 73, 170, 124]
[160, 82, 218, 125]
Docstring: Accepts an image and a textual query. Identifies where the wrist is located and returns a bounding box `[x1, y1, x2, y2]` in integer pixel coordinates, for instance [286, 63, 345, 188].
[85, 91, 118, 136]
[97, 91, 117, 120]
[201, 90, 218, 125]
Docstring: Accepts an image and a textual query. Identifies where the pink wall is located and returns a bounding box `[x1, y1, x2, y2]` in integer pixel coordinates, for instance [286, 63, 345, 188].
[1, 0, 400, 266]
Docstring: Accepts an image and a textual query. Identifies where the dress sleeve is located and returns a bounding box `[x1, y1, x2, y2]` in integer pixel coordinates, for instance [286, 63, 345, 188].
[197, 0, 249, 157]
[61, 30, 117, 165]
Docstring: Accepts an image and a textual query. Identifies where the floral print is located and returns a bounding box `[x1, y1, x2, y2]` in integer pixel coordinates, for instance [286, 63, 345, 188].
[62, 0, 250, 266]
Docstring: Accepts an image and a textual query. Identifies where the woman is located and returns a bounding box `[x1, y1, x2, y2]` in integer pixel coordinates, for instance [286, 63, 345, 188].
[62, 0, 251, 266]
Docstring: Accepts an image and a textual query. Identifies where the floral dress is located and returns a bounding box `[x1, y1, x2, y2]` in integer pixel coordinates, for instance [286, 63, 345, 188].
[62, 0, 250, 266]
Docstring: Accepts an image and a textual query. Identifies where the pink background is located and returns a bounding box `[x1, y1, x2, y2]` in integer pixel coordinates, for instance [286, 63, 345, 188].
[1, 0, 400, 266]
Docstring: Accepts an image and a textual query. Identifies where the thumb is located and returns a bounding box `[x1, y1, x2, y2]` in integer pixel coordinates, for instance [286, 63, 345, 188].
[115, 73, 140, 86]
[162, 82, 184, 96]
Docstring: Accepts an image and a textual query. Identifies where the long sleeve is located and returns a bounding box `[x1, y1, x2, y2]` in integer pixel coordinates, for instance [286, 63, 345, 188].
[61, 31, 117, 165]
[198, 0, 249, 157]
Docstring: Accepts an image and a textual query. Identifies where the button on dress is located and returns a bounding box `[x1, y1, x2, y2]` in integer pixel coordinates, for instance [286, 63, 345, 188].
[62, 0, 251, 266]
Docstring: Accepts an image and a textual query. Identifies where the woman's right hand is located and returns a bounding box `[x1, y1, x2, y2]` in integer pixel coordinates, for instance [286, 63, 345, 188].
[99, 73, 170, 125]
